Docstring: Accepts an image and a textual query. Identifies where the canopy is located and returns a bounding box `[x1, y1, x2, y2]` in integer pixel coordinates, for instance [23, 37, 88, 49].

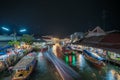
[2, 45, 13, 50]
[0, 45, 13, 55]
[27, 52, 36, 57]
[13, 56, 35, 70]
[0, 45, 13, 50]
[0, 52, 6, 55]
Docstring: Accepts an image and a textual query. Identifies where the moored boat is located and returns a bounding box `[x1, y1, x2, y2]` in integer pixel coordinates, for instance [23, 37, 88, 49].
[0, 45, 15, 71]
[12, 52, 37, 80]
[0, 54, 8, 71]
[83, 50, 105, 68]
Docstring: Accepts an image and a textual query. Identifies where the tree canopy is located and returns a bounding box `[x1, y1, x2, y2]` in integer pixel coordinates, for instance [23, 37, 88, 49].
[20, 34, 34, 45]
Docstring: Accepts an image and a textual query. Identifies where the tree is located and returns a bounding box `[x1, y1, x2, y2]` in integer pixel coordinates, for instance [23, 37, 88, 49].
[20, 34, 34, 45]
[8, 41, 20, 47]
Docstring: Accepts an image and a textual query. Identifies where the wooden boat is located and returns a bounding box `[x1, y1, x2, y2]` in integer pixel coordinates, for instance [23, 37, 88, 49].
[83, 50, 105, 68]
[12, 52, 37, 80]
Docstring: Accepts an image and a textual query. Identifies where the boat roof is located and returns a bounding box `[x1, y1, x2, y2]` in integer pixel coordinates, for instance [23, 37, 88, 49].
[0, 52, 6, 55]
[0, 45, 13, 51]
[13, 56, 35, 70]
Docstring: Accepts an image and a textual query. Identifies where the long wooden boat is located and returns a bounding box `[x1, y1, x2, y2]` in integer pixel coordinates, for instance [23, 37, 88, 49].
[83, 50, 105, 68]
[12, 52, 37, 80]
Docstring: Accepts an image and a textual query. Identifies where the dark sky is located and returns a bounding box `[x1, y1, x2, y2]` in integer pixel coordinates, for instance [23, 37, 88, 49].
[0, 0, 120, 37]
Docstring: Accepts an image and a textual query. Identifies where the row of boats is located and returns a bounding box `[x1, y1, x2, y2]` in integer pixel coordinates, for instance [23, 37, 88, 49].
[0, 45, 26, 71]
[11, 45, 49, 80]
[0, 44, 36, 80]
[0, 43, 106, 79]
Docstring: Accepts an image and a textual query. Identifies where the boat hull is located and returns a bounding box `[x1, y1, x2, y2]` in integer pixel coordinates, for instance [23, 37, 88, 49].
[12, 60, 37, 80]
[12, 53, 37, 80]
[83, 51, 105, 68]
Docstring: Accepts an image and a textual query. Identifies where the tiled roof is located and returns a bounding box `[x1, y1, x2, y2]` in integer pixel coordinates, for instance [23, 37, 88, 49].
[101, 33, 120, 43]
[77, 32, 120, 53]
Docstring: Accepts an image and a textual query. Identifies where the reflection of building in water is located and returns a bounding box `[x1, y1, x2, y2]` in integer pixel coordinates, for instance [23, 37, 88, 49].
[0, 61, 5, 70]
[63, 49, 77, 66]
[53, 43, 62, 58]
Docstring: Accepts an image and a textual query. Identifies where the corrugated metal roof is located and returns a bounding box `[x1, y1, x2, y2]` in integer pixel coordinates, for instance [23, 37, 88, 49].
[13, 56, 35, 70]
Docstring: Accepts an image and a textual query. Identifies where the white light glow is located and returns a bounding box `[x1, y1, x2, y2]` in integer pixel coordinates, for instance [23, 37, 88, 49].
[1, 27, 9, 31]
[19, 29, 26, 32]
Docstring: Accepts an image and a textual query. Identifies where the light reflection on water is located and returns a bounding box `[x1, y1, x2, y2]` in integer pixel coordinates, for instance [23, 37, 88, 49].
[64, 53, 120, 80]
[77, 54, 91, 71]
[29, 52, 55, 80]
[106, 70, 116, 80]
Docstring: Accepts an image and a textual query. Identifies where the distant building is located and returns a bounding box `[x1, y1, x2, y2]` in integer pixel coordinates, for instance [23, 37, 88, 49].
[42, 36, 52, 41]
[0, 35, 21, 46]
[85, 26, 106, 38]
[0, 35, 21, 41]
[78, 31, 120, 53]
[70, 32, 84, 43]
[74, 32, 84, 39]
[70, 34, 75, 43]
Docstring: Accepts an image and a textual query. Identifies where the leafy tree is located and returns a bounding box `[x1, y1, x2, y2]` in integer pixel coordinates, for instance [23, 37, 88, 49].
[20, 34, 34, 45]
[8, 41, 20, 47]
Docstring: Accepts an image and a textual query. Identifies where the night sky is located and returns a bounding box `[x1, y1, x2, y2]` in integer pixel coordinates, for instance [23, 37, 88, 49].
[0, 0, 120, 37]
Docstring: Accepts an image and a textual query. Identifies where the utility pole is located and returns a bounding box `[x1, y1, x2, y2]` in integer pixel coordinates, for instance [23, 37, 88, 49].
[13, 29, 17, 41]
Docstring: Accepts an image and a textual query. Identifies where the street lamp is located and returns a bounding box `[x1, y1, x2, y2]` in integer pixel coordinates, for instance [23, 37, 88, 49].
[14, 28, 27, 41]
[1, 27, 9, 31]
[19, 29, 26, 33]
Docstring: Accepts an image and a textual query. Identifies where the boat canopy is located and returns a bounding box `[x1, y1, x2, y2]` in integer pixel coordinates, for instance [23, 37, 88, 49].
[83, 50, 105, 61]
[0, 45, 13, 55]
[13, 56, 35, 70]
[27, 52, 36, 57]
[0, 52, 6, 55]
[0, 47, 2, 50]
[2, 45, 13, 50]
[0, 45, 13, 51]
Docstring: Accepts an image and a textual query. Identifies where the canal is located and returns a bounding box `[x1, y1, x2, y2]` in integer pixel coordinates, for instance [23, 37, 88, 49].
[1, 51, 120, 80]
[29, 52, 55, 80]
[63, 53, 120, 80]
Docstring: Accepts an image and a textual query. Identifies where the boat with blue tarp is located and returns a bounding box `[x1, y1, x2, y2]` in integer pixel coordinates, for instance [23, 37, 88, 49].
[0, 45, 13, 55]
[83, 49, 105, 68]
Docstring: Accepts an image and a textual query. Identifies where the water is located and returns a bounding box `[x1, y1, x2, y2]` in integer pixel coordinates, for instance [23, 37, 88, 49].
[29, 52, 55, 80]
[64, 53, 120, 80]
